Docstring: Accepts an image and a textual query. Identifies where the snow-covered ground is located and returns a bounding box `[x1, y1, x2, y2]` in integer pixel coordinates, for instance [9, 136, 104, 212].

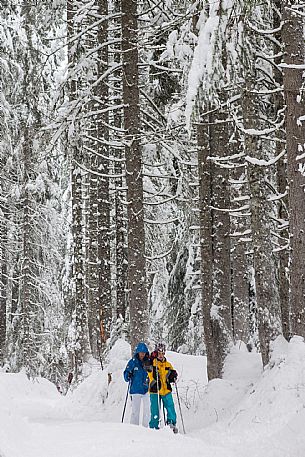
[2, 336, 305, 457]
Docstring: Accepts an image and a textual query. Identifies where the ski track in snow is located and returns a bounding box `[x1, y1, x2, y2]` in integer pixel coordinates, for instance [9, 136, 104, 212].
[2, 337, 305, 457]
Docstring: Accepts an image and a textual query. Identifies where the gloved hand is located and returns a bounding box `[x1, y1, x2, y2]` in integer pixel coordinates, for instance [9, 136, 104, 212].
[167, 369, 178, 383]
[127, 370, 133, 380]
[143, 360, 153, 372]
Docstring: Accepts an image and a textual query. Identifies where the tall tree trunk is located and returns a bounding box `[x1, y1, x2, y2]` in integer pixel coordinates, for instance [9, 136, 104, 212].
[121, 0, 148, 350]
[273, 0, 290, 341]
[210, 110, 233, 377]
[0, 200, 7, 361]
[282, 1, 305, 338]
[198, 111, 233, 380]
[67, 0, 87, 379]
[115, 166, 128, 324]
[230, 164, 250, 345]
[114, 0, 128, 325]
[20, 4, 39, 373]
[198, 121, 214, 379]
[86, 0, 111, 360]
[242, 70, 282, 365]
[97, 0, 112, 347]
[20, 122, 32, 369]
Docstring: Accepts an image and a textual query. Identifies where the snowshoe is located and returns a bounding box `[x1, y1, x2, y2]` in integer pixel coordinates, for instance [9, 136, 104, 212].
[169, 423, 178, 434]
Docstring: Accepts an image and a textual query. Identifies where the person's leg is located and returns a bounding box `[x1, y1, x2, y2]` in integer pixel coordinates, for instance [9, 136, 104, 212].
[130, 394, 141, 425]
[142, 393, 150, 427]
[149, 394, 160, 429]
[162, 392, 177, 425]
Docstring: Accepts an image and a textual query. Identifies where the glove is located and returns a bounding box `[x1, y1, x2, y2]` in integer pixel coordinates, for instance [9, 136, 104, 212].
[167, 369, 177, 383]
[143, 360, 153, 372]
[127, 371, 133, 380]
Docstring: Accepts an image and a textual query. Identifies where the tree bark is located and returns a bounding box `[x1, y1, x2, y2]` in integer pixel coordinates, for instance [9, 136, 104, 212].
[273, 0, 290, 341]
[86, 0, 112, 359]
[210, 111, 233, 377]
[0, 199, 7, 361]
[242, 75, 282, 366]
[97, 0, 112, 347]
[282, 1, 305, 338]
[198, 111, 233, 380]
[121, 0, 148, 351]
[198, 121, 214, 379]
[230, 165, 250, 345]
[67, 0, 87, 379]
[113, 0, 128, 325]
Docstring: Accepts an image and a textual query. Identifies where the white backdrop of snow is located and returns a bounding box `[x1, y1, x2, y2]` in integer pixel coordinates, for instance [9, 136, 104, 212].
[1, 337, 305, 456]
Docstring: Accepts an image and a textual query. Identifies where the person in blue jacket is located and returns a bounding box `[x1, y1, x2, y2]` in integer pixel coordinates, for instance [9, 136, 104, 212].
[123, 342, 151, 427]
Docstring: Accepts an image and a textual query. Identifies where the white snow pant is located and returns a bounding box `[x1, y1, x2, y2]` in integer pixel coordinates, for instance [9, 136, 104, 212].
[130, 393, 150, 427]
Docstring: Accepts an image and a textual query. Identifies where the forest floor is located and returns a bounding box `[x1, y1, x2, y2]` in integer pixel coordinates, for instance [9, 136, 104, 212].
[1, 337, 305, 457]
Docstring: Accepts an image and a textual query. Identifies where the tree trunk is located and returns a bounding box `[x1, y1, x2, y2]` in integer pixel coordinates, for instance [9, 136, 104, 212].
[20, 123, 32, 369]
[273, 0, 290, 341]
[86, 0, 112, 359]
[198, 121, 215, 379]
[121, 0, 148, 350]
[282, 1, 305, 338]
[210, 111, 233, 377]
[67, 0, 87, 379]
[198, 112, 233, 380]
[230, 165, 250, 345]
[0, 203, 7, 362]
[20, 4, 39, 374]
[97, 0, 112, 347]
[242, 74, 282, 366]
[114, 0, 128, 325]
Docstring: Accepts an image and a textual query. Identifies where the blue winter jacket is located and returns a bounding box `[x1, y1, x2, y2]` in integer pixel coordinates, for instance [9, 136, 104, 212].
[123, 342, 149, 395]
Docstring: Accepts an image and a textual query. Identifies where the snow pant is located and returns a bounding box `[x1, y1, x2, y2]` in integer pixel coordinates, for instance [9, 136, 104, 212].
[130, 393, 150, 427]
[149, 392, 177, 429]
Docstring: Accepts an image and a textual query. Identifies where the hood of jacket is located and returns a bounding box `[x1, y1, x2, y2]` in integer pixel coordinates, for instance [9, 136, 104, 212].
[133, 342, 149, 357]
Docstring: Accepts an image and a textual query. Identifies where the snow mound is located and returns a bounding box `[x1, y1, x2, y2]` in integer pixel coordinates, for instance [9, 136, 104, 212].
[1, 337, 305, 456]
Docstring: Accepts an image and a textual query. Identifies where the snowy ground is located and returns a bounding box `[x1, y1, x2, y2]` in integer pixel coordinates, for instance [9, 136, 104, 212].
[2, 336, 305, 457]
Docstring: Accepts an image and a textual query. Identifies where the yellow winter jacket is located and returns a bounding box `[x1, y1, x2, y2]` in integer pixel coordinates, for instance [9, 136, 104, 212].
[148, 357, 176, 396]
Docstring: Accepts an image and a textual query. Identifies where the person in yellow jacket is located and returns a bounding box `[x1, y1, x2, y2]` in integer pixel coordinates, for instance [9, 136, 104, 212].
[147, 343, 178, 433]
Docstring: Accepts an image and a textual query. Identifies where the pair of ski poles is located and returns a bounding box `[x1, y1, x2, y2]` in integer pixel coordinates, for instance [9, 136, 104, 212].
[121, 377, 186, 434]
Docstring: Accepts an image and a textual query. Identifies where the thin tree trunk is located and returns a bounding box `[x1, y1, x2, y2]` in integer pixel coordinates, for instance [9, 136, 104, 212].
[20, 122, 32, 368]
[0, 203, 7, 361]
[282, 1, 305, 338]
[20, 4, 37, 373]
[121, 0, 148, 350]
[67, 0, 87, 379]
[115, 169, 128, 323]
[97, 0, 112, 347]
[198, 121, 215, 379]
[114, 0, 128, 324]
[230, 165, 250, 345]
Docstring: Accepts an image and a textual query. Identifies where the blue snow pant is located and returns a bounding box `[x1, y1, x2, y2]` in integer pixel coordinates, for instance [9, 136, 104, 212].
[149, 393, 177, 429]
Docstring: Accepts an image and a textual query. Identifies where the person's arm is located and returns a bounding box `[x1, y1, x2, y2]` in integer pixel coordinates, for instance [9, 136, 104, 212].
[123, 359, 135, 382]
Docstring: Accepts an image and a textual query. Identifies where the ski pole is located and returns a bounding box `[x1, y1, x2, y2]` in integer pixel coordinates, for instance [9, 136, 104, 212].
[174, 381, 186, 434]
[121, 380, 130, 423]
[162, 401, 166, 425]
